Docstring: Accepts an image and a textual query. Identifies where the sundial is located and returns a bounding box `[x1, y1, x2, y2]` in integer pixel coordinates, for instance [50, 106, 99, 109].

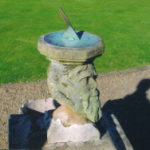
[38, 8, 104, 64]
[44, 8, 100, 48]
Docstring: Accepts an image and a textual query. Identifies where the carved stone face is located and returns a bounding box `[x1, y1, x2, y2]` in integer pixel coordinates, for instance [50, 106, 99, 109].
[68, 65, 98, 106]
[70, 66, 101, 122]
[69, 64, 101, 122]
[48, 62, 102, 122]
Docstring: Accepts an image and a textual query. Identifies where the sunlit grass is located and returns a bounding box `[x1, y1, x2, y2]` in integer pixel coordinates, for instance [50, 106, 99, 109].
[0, 0, 150, 84]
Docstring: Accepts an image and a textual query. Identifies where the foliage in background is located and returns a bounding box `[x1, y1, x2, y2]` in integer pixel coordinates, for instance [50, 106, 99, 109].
[0, 0, 150, 84]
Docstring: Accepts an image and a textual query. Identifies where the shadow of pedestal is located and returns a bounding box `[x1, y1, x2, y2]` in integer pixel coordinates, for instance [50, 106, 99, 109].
[9, 113, 47, 149]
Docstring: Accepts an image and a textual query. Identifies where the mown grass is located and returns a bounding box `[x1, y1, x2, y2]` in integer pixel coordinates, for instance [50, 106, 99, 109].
[0, 0, 150, 84]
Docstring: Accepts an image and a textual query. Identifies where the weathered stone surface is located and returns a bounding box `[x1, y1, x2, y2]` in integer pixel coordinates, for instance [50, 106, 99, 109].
[53, 105, 88, 126]
[45, 118, 100, 144]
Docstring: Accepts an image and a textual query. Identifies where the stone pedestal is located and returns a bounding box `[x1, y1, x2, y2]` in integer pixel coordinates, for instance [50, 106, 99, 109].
[38, 31, 105, 144]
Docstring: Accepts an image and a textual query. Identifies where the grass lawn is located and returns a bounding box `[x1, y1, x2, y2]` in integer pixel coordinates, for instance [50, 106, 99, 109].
[0, 0, 150, 84]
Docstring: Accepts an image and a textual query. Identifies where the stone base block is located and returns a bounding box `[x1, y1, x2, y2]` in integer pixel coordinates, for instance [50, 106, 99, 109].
[46, 118, 100, 144]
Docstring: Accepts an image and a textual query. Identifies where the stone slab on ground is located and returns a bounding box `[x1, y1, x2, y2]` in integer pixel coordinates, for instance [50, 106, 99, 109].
[9, 98, 133, 150]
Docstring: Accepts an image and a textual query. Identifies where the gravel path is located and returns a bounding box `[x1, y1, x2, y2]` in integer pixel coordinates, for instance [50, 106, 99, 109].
[0, 66, 150, 149]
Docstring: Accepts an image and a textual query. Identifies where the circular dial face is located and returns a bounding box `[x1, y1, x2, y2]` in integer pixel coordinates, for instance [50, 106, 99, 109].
[44, 31, 100, 48]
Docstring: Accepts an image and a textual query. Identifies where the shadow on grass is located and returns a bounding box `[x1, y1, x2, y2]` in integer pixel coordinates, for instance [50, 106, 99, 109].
[102, 79, 150, 150]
